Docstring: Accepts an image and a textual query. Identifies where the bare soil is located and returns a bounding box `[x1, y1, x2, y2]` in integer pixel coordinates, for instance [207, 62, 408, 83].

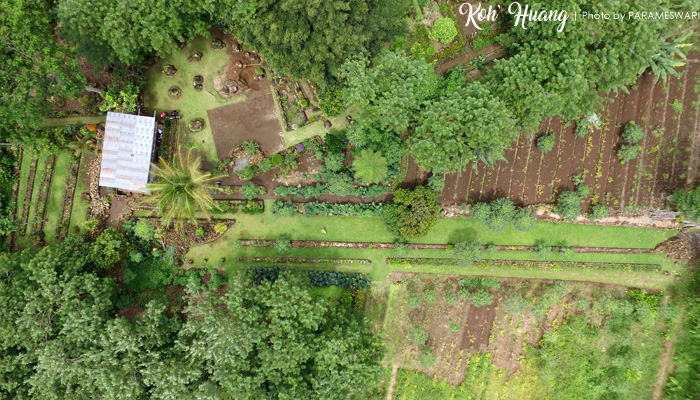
[460, 297, 498, 354]
[208, 91, 284, 160]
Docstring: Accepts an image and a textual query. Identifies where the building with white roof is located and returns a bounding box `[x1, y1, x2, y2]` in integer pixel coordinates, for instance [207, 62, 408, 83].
[98, 112, 157, 193]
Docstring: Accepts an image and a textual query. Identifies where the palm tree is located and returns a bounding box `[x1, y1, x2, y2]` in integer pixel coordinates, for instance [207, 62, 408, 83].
[146, 147, 224, 231]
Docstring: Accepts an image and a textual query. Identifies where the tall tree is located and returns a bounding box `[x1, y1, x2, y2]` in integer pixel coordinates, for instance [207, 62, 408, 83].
[341, 51, 439, 144]
[410, 82, 517, 173]
[235, 0, 411, 84]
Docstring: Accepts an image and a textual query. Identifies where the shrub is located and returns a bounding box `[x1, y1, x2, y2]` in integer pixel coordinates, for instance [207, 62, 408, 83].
[535, 242, 552, 259]
[427, 175, 445, 192]
[470, 202, 490, 222]
[503, 295, 527, 314]
[324, 151, 345, 172]
[318, 85, 345, 117]
[328, 173, 354, 196]
[418, 348, 436, 367]
[589, 204, 609, 221]
[425, 287, 437, 303]
[537, 133, 556, 153]
[452, 240, 483, 267]
[408, 326, 429, 345]
[444, 290, 456, 306]
[622, 122, 644, 144]
[618, 144, 642, 164]
[486, 198, 515, 233]
[273, 237, 292, 254]
[214, 223, 227, 234]
[388, 186, 440, 239]
[408, 294, 421, 308]
[270, 154, 284, 166]
[307, 270, 371, 289]
[299, 98, 309, 108]
[555, 191, 582, 220]
[576, 184, 591, 199]
[241, 183, 265, 200]
[393, 241, 409, 257]
[244, 141, 260, 155]
[560, 246, 575, 259]
[469, 54, 486, 70]
[671, 185, 700, 222]
[236, 166, 256, 181]
[89, 228, 126, 269]
[512, 208, 536, 232]
[133, 219, 155, 242]
[429, 17, 458, 44]
[470, 290, 494, 307]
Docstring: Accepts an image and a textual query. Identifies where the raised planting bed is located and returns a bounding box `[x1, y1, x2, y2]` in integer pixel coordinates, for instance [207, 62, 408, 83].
[238, 256, 372, 265]
[33, 156, 57, 235]
[238, 238, 660, 255]
[17, 157, 38, 236]
[385, 258, 661, 272]
[55, 153, 81, 240]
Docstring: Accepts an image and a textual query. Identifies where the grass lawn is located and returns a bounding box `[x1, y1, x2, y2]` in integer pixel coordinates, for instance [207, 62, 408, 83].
[282, 110, 351, 147]
[43, 152, 69, 243]
[184, 200, 678, 288]
[40, 116, 106, 127]
[68, 153, 90, 233]
[143, 33, 247, 165]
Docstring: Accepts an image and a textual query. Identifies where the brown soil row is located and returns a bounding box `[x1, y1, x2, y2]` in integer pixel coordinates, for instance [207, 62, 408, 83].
[17, 158, 38, 236]
[34, 156, 57, 234]
[56, 155, 81, 240]
[385, 258, 660, 272]
[237, 256, 372, 264]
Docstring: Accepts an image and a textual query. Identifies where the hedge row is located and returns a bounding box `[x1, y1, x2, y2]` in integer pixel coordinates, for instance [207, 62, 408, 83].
[250, 266, 371, 289]
[272, 200, 386, 217]
[385, 258, 661, 272]
[274, 182, 389, 199]
[212, 200, 263, 215]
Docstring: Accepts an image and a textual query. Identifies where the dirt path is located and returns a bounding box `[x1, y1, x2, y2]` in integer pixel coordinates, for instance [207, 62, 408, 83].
[386, 363, 399, 400]
[652, 338, 674, 400]
[652, 295, 675, 400]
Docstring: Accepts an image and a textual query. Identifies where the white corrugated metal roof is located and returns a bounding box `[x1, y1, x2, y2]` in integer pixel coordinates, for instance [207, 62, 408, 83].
[98, 112, 156, 193]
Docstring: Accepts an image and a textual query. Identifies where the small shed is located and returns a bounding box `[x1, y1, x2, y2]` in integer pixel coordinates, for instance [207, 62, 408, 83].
[98, 112, 157, 193]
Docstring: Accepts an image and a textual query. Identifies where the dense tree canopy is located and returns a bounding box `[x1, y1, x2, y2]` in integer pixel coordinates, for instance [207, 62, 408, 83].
[236, 0, 410, 84]
[57, 0, 255, 66]
[411, 82, 516, 173]
[484, 0, 692, 130]
[0, 0, 86, 145]
[0, 238, 383, 399]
